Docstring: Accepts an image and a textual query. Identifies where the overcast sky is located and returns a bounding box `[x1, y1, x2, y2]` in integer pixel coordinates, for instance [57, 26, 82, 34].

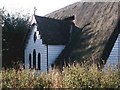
[0, 0, 80, 16]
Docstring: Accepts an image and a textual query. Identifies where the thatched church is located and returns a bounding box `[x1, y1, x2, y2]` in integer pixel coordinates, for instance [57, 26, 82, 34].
[24, 2, 120, 72]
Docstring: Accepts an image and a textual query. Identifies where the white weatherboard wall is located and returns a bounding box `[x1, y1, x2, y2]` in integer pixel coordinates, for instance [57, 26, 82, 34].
[105, 34, 120, 67]
[25, 25, 65, 72]
[24, 25, 47, 72]
[48, 45, 65, 68]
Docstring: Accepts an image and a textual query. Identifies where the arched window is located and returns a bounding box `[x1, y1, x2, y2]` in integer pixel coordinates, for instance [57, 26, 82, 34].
[29, 54, 31, 68]
[38, 53, 41, 70]
[34, 32, 37, 42]
[33, 49, 36, 69]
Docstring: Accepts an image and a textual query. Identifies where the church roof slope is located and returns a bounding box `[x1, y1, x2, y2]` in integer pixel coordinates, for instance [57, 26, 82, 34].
[45, 2, 120, 67]
[35, 15, 71, 45]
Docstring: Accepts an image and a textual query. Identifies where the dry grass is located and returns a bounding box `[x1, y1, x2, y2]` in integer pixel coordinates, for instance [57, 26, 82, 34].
[2, 63, 120, 89]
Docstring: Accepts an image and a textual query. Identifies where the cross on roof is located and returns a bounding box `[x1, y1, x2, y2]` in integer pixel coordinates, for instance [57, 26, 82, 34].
[34, 7, 37, 15]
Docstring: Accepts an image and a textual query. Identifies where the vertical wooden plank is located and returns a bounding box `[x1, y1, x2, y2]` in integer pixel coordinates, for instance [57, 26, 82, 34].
[106, 34, 120, 67]
[48, 45, 65, 69]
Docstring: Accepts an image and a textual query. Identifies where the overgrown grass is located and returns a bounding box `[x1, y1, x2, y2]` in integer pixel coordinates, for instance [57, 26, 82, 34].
[2, 63, 120, 89]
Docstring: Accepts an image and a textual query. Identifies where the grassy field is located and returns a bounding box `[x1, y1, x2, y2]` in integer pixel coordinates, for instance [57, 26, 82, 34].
[1, 63, 120, 89]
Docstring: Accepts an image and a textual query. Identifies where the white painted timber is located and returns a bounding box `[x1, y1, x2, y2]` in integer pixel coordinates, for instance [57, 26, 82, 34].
[24, 24, 65, 72]
[105, 33, 120, 67]
[30, 15, 37, 25]
[24, 25, 47, 72]
[48, 45, 65, 68]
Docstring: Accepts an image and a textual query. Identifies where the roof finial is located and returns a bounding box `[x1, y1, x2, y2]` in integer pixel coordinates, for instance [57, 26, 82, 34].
[34, 7, 37, 15]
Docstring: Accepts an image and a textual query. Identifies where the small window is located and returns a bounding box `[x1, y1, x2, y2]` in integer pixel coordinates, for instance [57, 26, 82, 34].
[29, 54, 31, 68]
[33, 49, 36, 69]
[34, 32, 37, 42]
[38, 53, 41, 70]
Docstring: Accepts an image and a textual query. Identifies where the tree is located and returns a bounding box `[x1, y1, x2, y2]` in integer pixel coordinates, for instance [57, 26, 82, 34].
[2, 8, 31, 68]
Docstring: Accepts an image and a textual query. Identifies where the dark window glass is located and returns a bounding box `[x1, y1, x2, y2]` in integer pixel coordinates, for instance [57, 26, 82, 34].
[34, 32, 37, 42]
[38, 53, 41, 70]
[29, 54, 31, 68]
[33, 49, 36, 69]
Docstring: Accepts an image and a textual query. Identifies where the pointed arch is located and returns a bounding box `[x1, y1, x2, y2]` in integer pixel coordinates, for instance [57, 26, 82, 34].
[38, 53, 41, 70]
[34, 32, 37, 43]
[29, 53, 31, 68]
[33, 49, 36, 69]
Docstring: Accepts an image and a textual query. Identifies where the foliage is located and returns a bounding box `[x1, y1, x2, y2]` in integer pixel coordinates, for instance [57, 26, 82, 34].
[62, 64, 120, 88]
[2, 67, 50, 89]
[1, 8, 31, 67]
[2, 63, 120, 89]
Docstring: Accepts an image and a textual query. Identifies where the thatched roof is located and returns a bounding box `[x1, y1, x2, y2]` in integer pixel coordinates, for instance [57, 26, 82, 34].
[24, 15, 73, 47]
[45, 2, 120, 67]
[35, 15, 72, 45]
